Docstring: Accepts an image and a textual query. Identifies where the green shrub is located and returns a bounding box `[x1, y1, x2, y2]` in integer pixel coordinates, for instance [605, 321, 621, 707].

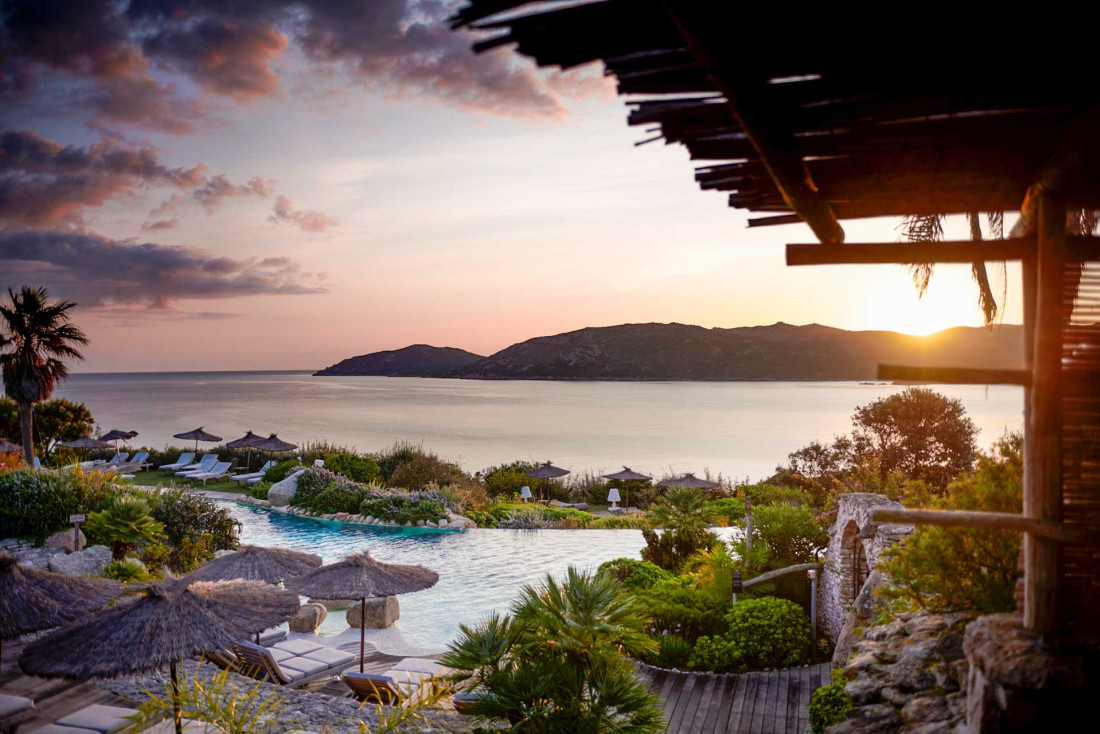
[878, 433, 1023, 614]
[359, 494, 447, 525]
[375, 441, 425, 480]
[102, 558, 151, 582]
[84, 494, 165, 560]
[650, 634, 694, 669]
[292, 468, 351, 507]
[809, 678, 851, 733]
[148, 489, 238, 572]
[704, 497, 745, 525]
[688, 635, 739, 672]
[641, 527, 719, 573]
[388, 452, 466, 490]
[598, 558, 672, 591]
[463, 508, 499, 528]
[741, 482, 811, 506]
[323, 453, 381, 483]
[481, 461, 537, 498]
[728, 597, 810, 671]
[303, 484, 365, 514]
[633, 578, 728, 641]
[263, 460, 299, 484]
[0, 468, 116, 542]
[245, 483, 269, 500]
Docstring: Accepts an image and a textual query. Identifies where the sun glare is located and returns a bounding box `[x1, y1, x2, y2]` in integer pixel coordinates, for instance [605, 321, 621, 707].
[863, 278, 980, 335]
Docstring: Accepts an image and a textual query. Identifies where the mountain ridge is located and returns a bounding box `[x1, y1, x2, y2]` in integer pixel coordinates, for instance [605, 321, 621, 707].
[315, 322, 1024, 381]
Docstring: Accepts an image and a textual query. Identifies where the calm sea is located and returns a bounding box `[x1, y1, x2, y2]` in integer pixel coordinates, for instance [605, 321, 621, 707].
[55, 373, 1024, 481]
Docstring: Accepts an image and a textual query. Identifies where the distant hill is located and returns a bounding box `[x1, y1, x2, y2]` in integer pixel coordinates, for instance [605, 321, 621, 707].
[314, 344, 484, 377]
[316, 323, 1024, 381]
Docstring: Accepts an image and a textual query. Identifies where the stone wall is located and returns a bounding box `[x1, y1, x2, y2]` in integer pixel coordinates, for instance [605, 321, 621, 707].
[821, 493, 912, 641]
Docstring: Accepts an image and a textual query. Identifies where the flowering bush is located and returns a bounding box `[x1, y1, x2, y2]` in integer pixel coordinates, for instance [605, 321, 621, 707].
[0, 467, 115, 542]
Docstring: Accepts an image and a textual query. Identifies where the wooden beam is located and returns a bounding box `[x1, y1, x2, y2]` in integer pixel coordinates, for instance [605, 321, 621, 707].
[870, 508, 1099, 545]
[743, 563, 823, 589]
[786, 236, 1100, 267]
[1024, 193, 1066, 636]
[749, 214, 803, 228]
[877, 365, 1030, 386]
[664, 4, 845, 245]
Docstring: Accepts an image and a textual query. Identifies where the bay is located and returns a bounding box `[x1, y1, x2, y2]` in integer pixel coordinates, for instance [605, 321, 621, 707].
[56, 372, 1024, 481]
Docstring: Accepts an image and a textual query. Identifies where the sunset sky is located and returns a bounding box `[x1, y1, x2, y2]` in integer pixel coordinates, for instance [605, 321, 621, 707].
[0, 1, 1023, 373]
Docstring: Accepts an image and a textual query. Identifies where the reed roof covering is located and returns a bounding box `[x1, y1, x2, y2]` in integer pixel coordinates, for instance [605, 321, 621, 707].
[97, 430, 138, 442]
[19, 577, 299, 679]
[59, 436, 114, 450]
[225, 431, 264, 449]
[172, 427, 222, 443]
[526, 461, 570, 480]
[287, 551, 438, 600]
[185, 545, 322, 585]
[453, 2, 1100, 240]
[252, 433, 297, 452]
[656, 472, 719, 489]
[0, 555, 121, 640]
[0, 437, 19, 453]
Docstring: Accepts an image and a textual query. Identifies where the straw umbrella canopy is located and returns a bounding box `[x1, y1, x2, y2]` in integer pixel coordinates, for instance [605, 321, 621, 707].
[98, 429, 138, 460]
[0, 437, 19, 454]
[251, 433, 298, 469]
[0, 555, 121, 669]
[20, 577, 299, 734]
[526, 461, 570, 502]
[603, 467, 653, 509]
[225, 430, 265, 472]
[186, 545, 322, 585]
[58, 435, 114, 463]
[657, 473, 721, 489]
[172, 427, 222, 452]
[287, 551, 438, 672]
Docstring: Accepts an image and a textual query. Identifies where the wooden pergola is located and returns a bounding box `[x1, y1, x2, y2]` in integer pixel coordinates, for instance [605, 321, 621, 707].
[453, 1, 1100, 639]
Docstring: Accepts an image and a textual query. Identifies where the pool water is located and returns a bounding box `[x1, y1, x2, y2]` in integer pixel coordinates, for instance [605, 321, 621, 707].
[227, 502, 659, 651]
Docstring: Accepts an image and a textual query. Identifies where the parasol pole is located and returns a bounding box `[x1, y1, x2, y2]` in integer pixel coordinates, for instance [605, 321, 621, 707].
[360, 596, 366, 673]
[170, 658, 183, 734]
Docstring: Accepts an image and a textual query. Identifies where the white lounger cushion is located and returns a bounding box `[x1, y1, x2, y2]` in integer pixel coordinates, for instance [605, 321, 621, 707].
[268, 647, 294, 662]
[279, 657, 329, 678]
[145, 718, 225, 733]
[28, 725, 98, 734]
[0, 693, 32, 718]
[391, 657, 448, 676]
[300, 646, 355, 667]
[272, 639, 322, 656]
[56, 704, 134, 733]
[381, 669, 432, 687]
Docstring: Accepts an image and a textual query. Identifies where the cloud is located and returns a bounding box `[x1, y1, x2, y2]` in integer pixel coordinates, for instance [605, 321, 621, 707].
[191, 174, 270, 212]
[141, 218, 177, 231]
[0, 229, 325, 308]
[269, 195, 337, 233]
[0, 129, 205, 225]
[2, 0, 581, 134]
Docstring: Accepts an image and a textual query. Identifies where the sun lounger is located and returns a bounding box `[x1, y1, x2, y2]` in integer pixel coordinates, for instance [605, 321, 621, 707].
[105, 453, 129, 467]
[0, 692, 33, 732]
[110, 452, 151, 476]
[33, 456, 41, 470]
[159, 452, 195, 473]
[175, 455, 217, 477]
[343, 657, 451, 705]
[36, 703, 135, 733]
[230, 461, 275, 487]
[184, 461, 231, 485]
[232, 640, 356, 688]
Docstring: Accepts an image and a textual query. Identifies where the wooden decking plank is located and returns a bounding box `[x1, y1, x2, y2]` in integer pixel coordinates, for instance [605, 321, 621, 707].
[786, 667, 803, 734]
[750, 672, 772, 734]
[647, 669, 669, 696]
[686, 672, 719, 734]
[775, 667, 790, 733]
[701, 675, 734, 734]
[661, 672, 689, 730]
[666, 673, 698, 734]
[717, 674, 742, 733]
[730, 672, 757, 733]
[797, 665, 814, 732]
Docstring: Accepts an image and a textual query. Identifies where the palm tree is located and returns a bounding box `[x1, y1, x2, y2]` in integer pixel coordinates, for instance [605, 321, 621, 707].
[647, 487, 716, 535]
[0, 286, 88, 466]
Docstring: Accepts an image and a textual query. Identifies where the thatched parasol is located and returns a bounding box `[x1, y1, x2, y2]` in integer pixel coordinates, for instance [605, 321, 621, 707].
[0, 437, 19, 454]
[526, 461, 570, 502]
[287, 551, 438, 672]
[98, 429, 138, 460]
[0, 555, 120, 669]
[225, 431, 264, 472]
[251, 433, 297, 453]
[172, 427, 222, 452]
[603, 467, 652, 508]
[186, 545, 321, 585]
[657, 473, 720, 489]
[59, 435, 114, 463]
[20, 577, 298, 734]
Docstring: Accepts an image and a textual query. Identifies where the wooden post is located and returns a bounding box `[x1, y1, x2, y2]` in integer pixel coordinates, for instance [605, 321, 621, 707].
[1024, 193, 1066, 635]
[744, 494, 753, 573]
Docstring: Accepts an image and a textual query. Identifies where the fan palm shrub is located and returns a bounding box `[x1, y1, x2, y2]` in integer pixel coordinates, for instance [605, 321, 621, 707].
[0, 286, 87, 466]
[84, 494, 165, 560]
[442, 566, 664, 733]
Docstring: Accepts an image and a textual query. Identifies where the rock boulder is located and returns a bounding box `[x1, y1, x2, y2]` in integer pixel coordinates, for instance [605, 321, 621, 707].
[48, 545, 111, 576]
[44, 528, 86, 553]
[288, 602, 328, 633]
[268, 470, 306, 507]
[347, 596, 400, 629]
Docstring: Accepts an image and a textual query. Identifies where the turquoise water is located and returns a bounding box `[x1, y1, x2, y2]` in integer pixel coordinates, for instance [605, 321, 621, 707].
[227, 501, 655, 650]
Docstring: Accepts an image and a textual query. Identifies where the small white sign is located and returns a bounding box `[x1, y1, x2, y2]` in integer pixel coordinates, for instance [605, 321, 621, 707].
[69, 514, 86, 523]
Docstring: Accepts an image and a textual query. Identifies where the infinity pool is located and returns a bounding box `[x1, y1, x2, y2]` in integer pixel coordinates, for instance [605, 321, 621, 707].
[227, 502, 660, 651]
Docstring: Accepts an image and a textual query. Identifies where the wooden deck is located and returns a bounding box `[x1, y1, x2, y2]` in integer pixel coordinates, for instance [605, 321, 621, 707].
[638, 663, 832, 734]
